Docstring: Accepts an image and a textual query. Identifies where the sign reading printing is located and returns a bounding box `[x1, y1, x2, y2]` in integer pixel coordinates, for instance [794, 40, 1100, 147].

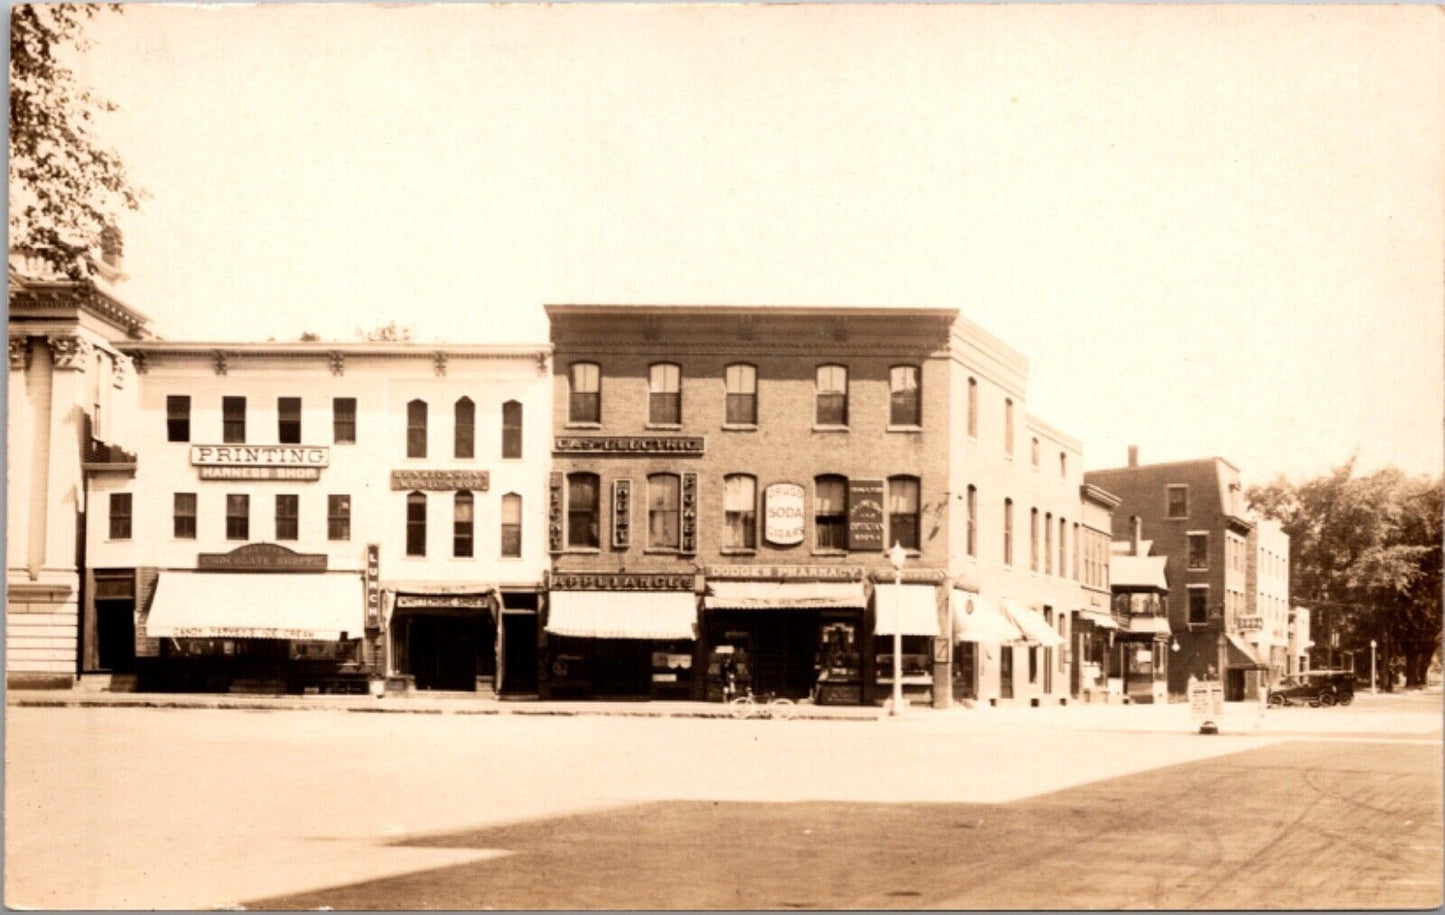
[764, 483, 805, 546]
[847, 479, 885, 552]
[191, 445, 329, 467]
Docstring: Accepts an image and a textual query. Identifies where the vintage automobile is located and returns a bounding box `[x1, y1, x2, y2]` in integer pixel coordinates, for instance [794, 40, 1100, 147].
[1267, 670, 1356, 707]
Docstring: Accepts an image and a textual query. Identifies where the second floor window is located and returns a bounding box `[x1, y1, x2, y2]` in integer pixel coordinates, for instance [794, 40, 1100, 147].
[1003, 498, 1014, 565]
[1188, 587, 1209, 625]
[109, 493, 132, 540]
[1167, 485, 1189, 519]
[407, 400, 427, 458]
[723, 474, 756, 550]
[888, 476, 920, 551]
[226, 494, 249, 541]
[725, 364, 757, 425]
[174, 492, 196, 539]
[275, 494, 299, 541]
[328, 494, 350, 541]
[815, 475, 847, 550]
[454, 397, 475, 459]
[648, 473, 681, 549]
[502, 400, 523, 459]
[333, 398, 356, 444]
[1188, 532, 1209, 570]
[889, 365, 921, 426]
[406, 491, 426, 556]
[1004, 398, 1015, 456]
[649, 363, 681, 425]
[1059, 517, 1067, 577]
[815, 365, 848, 426]
[1044, 512, 1053, 574]
[567, 473, 599, 549]
[501, 493, 522, 558]
[966, 485, 977, 557]
[569, 362, 600, 424]
[453, 491, 474, 558]
[166, 395, 190, 442]
[278, 397, 301, 444]
[1030, 508, 1039, 571]
[223, 396, 246, 444]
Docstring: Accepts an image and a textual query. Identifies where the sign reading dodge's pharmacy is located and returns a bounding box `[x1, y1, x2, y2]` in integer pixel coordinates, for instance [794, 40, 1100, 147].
[190, 445, 329, 481]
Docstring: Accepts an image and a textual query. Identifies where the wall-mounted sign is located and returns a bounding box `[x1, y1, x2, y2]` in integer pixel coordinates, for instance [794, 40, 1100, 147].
[612, 479, 632, 549]
[553, 436, 706, 455]
[390, 469, 490, 491]
[548, 472, 564, 554]
[394, 593, 491, 610]
[1237, 616, 1263, 632]
[764, 483, 805, 546]
[364, 543, 381, 628]
[199, 466, 321, 481]
[191, 445, 329, 467]
[847, 480, 885, 552]
[867, 568, 947, 584]
[705, 565, 865, 582]
[550, 572, 696, 591]
[681, 472, 698, 554]
[197, 542, 328, 572]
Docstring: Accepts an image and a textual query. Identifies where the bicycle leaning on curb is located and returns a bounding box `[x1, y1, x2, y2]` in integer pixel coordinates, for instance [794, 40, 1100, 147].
[727, 688, 797, 720]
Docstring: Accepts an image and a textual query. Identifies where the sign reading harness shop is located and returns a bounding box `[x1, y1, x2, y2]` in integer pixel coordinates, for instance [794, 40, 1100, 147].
[191, 445, 329, 480]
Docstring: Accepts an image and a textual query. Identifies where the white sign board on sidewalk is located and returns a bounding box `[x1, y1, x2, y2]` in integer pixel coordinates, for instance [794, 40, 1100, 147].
[1188, 677, 1224, 732]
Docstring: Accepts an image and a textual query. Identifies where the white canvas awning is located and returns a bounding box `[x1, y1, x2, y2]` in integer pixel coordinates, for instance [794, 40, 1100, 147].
[145, 572, 365, 641]
[1077, 609, 1119, 630]
[999, 599, 1065, 647]
[546, 591, 697, 640]
[1127, 615, 1172, 636]
[950, 591, 1024, 644]
[703, 580, 866, 611]
[873, 584, 940, 637]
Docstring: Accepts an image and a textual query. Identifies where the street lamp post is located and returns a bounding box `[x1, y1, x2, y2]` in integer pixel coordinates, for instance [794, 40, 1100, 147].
[888, 541, 907, 717]
[1370, 639, 1378, 693]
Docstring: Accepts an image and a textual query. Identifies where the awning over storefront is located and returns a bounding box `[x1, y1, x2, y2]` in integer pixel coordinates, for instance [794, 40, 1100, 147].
[1077, 609, 1119, 630]
[146, 572, 365, 641]
[1226, 633, 1270, 669]
[873, 584, 940, 637]
[950, 591, 1024, 644]
[1127, 616, 1172, 636]
[703, 580, 867, 611]
[546, 591, 697, 640]
[999, 599, 1065, 647]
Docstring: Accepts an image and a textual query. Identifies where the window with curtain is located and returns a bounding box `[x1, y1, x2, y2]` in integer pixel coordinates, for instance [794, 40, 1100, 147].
[222, 396, 246, 444]
[453, 491, 474, 557]
[566, 473, 599, 549]
[648, 473, 681, 549]
[278, 397, 302, 445]
[569, 363, 600, 423]
[328, 494, 350, 541]
[166, 395, 190, 442]
[275, 494, 298, 541]
[454, 397, 475, 459]
[173, 492, 196, 539]
[502, 400, 522, 459]
[501, 493, 522, 558]
[649, 363, 681, 425]
[406, 491, 427, 556]
[889, 365, 920, 426]
[815, 475, 847, 550]
[815, 365, 848, 426]
[724, 364, 757, 425]
[723, 474, 756, 549]
[226, 494, 249, 541]
[407, 399, 427, 458]
[887, 476, 920, 550]
[966, 485, 977, 557]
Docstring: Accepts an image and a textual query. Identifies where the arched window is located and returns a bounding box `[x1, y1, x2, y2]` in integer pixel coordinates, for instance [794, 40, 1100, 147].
[454, 397, 475, 459]
[569, 362, 600, 424]
[649, 363, 681, 425]
[887, 475, 920, 551]
[966, 377, 978, 438]
[406, 491, 427, 556]
[966, 485, 977, 557]
[453, 491, 474, 557]
[1031, 436, 1040, 467]
[815, 365, 849, 427]
[1058, 517, 1067, 578]
[889, 365, 921, 426]
[501, 493, 522, 558]
[815, 474, 848, 550]
[502, 400, 523, 459]
[1003, 498, 1014, 566]
[1044, 512, 1053, 574]
[566, 473, 599, 549]
[723, 474, 757, 550]
[648, 473, 681, 549]
[724, 364, 757, 426]
[406, 399, 427, 458]
[1004, 398, 1015, 456]
[1060, 451, 1068, 478]
[1030, 507, 1039, 571]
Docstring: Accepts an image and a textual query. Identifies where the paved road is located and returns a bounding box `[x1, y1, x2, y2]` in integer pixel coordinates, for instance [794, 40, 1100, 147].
[5, 694, 1440, 910]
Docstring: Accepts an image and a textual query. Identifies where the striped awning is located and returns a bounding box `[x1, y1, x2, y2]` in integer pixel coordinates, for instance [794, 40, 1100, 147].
[546, 591, 697, 640]
[873, 584, 940, 637]
[950, 591, 1025, 644]
[999, 599, 1065, 647]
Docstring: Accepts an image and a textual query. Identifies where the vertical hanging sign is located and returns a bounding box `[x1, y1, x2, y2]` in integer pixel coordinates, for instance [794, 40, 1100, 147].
[613, 479, 632, 549]
[364, 543, 381, 628]
[548, 472, 564, 553]
[680, 472, 698, 554]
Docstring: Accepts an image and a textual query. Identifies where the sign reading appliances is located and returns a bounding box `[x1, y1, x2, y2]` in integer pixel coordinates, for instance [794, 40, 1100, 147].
[764, 483, 805, 546]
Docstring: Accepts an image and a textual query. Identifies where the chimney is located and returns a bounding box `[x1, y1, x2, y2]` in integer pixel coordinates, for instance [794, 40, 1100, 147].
[1127, 445, 1139, 468]
[1132, 516, 1143, 556]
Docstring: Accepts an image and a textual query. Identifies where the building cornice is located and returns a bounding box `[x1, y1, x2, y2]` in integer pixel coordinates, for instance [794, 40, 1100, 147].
[1080, 482, 1123, 510]
[1025, 412, 1082, 453]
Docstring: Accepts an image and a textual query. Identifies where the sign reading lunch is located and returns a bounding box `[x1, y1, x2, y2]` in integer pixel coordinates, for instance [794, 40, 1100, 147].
[764, 483, 805, 546]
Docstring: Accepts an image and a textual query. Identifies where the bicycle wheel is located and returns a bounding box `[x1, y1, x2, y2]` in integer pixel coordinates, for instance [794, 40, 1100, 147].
[729, 696, 757, 720]
[770, 698, 797, 720]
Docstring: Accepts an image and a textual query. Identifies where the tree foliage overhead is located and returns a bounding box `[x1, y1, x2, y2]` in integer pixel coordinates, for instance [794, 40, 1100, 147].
[1247, 460, 1442, 687]
[10, 4, 140, 280]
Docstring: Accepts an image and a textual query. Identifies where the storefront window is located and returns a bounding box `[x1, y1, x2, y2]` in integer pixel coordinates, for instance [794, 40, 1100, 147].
[815, 475, 847, 550]
[453, 490, 474, 558]
[725, 364, 757, 425]
[407, 399, 427, 458]
[723, 474, 757, 549]
[649, 363, 681, 425]
[567, 473, 600, 549]
[648, 473, 680, 549]
[569, 362, 600, 424]
[815, 365, 848, 426]
[887, 476, 920, 551]
[406, 491, 427, 556]
[501, 493, 522, 557]
[889, 365, 920, 426]
[454, 397, 475, 459]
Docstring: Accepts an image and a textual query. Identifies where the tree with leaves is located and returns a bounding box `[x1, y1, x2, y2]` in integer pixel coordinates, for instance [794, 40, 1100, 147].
[10, 4, 140, 280]
[356, 321, 414, 342]
[1248, 460, 1442, 687]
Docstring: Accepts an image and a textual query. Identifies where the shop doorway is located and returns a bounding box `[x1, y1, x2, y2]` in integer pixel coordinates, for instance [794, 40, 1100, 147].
[1000, 646, 1015, 699]
[500, 610, 538, 695]
[953, 642, 978, 700]
[88, 570, 136, 674]
[706, 610, 822, 700]
[408, 616, 483, 691]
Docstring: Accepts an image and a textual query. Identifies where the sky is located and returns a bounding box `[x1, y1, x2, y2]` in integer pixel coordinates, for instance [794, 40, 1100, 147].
[62, 3, 1445, 483]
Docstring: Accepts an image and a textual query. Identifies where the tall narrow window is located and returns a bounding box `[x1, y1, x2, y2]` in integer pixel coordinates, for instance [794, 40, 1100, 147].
[815, 365, 848, 426]
[275, 494, 299, 541]
[569, 362, 600, 424]
[647, 473, 681, 549]
[966, 485, 977, 557]
[889, 365, 921, 426]
[454, 397, 475, 459]
[1004, 498, 1014, 566]
[333, 397, 356, 444]
[1060, 451, 1068, 478]
[1030, 508, 1039, 571]
[328, 494, 351, 541]
[723, 474, 757, 550]
[108, 493, 132, 540]
[724, 364, 758, 426]
[502, 400, 522, 459]
[501, 493, 522, 558]
[1059, 517, 1067, 578]
[1004, 399, 1014, 456]
[1188, 532, 1209, 570]
[453, 491, 474, 558]
[173, 493, 196, 539]
[967, 377, 978, 438]
[166, 395, 190, 442]
[1031, 437, 1040, 467]
[649, 363, 682, 425]
[1073, 522, 1081, 581]
[1044, 512, 1053, 574]
[226, 494, 249, 541]
[278, 397, 301, 444]
[222, 396, 246, 444]
[406, 491, 427, 556]
[1167, 484, 1189, 519]
[407, 399, 427, 458]
[888, 476, 921, 551]
[1188, 587, 1209, 625]
[566, 473, 599, 549]
[814, 475, 848, 550]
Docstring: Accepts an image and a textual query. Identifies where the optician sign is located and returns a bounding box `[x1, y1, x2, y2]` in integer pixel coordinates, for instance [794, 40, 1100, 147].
[847, 479, 885, 552]
[191, 445, 329, 480]
[764, 483, 805, 546]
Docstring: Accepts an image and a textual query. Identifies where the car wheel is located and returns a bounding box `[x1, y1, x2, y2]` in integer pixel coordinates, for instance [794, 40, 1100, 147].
[1337, 693, 1353, 706]
[1318, 691, 1337, 708]
[1268, 693, 1285, 707]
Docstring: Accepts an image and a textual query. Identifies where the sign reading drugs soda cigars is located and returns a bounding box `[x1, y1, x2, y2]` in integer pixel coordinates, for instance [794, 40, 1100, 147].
[764, 483, 805, 546]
